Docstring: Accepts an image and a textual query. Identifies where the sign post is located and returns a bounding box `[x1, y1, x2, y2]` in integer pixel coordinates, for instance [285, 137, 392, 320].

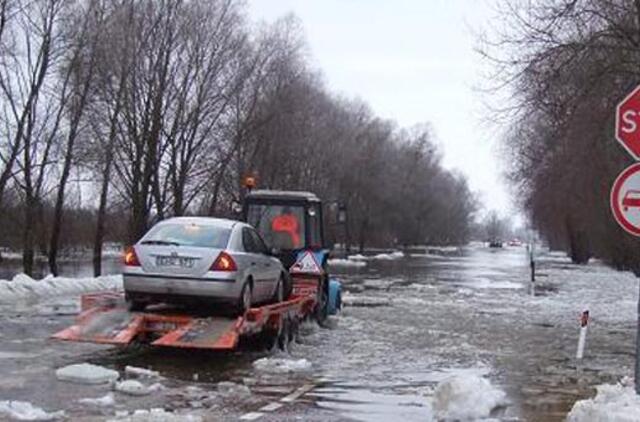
[613, 85, 640, 394]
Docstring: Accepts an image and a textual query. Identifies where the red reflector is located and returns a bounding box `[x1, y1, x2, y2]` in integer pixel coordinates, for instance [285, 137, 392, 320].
[211, 251, 237, 271]
[124, 246, 141, 266]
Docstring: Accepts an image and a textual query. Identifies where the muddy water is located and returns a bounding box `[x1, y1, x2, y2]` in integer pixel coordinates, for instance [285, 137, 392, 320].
[0, 246, 635, 421]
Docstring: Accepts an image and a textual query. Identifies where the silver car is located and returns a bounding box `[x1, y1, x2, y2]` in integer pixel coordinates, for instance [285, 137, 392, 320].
[123, 217, 287, 314]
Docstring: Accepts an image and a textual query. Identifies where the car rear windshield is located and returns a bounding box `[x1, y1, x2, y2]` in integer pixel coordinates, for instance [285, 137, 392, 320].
[141, 222, 231, 249]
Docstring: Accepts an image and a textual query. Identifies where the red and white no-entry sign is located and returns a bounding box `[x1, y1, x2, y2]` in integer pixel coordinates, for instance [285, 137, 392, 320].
[611, 163, 640, 236]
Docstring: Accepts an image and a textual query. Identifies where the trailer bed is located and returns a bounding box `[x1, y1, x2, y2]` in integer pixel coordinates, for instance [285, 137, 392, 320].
[52, 279, 319, 351]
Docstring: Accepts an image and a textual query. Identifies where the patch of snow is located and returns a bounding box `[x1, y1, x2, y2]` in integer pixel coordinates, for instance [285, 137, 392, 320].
[252, 357, 312, 374]
[78, 393, 115, 407]
[0, 274, 122, 303]
[107, 408, 202, 422]
[347, 254, 368, 261]
[327, 258, 366, 268]
[55, 363, 119, 385]
[567, 378, 640, 422]
[432, 375, 508, 421]
[125, 366, 160, 379]
[216, 381, 251, 398]
[0, 400, 65, 421]
[115, 380, 151, 396]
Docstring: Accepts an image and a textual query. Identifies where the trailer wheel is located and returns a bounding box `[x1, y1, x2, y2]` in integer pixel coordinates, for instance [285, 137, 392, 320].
[272, 275, 285, 303]
[277, 317, 291, 351]
[315, 277, 329, 324]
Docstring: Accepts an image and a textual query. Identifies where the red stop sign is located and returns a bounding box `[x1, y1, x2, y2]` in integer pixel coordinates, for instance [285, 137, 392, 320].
[616, 85, 640, 159]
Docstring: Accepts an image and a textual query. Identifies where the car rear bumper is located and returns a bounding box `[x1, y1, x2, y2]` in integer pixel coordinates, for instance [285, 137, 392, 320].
[123, 273, 241, 302]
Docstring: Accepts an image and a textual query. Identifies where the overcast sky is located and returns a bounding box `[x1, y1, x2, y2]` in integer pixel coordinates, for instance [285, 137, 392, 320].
[246, 0, 513, 218]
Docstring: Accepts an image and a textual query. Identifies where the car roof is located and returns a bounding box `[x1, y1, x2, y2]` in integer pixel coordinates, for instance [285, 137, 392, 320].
[246, 190, 320, 202]
[157, 216, 241, 230]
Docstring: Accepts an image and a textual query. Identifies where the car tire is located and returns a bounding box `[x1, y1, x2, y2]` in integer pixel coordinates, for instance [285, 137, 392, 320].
[236, 280, 252, 315]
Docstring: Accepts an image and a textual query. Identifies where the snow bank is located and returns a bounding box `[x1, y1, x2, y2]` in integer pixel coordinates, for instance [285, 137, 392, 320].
[108, 408, 202, 422]
[432, 375, 507, 421]
[252, 357, 312, 374]
[0, 401, 65, 421]
[327, 258, 366, 268]
[55, 363, 119, 385]
[78, 393, 115, 407]
[0, 274, 122, 303]
[567, 378, 640, 422]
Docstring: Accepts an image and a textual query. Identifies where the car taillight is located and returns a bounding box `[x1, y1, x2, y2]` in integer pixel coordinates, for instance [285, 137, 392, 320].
[124, 246, 141, 266]
[211, 251, 237, 271]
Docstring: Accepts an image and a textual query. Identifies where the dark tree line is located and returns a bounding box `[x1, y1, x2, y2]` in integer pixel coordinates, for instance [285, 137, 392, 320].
[483, 0, 640, 270]
[0, 0, 476, 276]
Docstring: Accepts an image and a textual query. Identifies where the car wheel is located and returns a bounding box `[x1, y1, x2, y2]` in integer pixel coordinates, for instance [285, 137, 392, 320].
[237, 281, 252, 315]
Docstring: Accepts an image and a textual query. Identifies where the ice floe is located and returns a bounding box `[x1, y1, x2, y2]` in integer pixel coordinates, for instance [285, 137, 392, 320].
[432, 375, 508, 420]
[55, 363, 119, 385]
[0, 400, 65, 421]
[107, 408, 202, 422]
[78, 393, 115, 407]
[252, 357, 312, 374]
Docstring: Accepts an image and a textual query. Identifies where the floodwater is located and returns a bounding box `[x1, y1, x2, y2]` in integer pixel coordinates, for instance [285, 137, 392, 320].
[0, 245, 636, 421]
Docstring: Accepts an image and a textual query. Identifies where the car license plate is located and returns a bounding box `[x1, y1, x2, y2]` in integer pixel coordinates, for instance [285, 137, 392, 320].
[156, 256, 195, 268]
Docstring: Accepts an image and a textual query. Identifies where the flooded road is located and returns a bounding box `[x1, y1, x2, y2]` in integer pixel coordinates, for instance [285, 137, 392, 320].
[0, 244, 637, 420]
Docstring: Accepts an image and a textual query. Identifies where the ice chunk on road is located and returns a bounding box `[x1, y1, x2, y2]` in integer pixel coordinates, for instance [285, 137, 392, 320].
[217, 381, 251, 398]
[55, 363, 119, 384]
[0, 400, 65, 421]
[567, 378, 640, 422]
[115, 380, 152, 396]
[252, 357, 312, 374]
[432, 375, 507, 420]
[107, 408, 202, 422]
[78, 393, 115, 407]
[327, 258, 366, 268]
[125, 366, 160, 379]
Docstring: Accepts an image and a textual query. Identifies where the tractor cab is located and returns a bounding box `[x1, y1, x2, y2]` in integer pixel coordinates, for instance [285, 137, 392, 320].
[243, 190, 324, 269]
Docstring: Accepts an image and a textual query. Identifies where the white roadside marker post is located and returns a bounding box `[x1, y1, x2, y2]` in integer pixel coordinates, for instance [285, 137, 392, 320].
[576, 310, 589, 360]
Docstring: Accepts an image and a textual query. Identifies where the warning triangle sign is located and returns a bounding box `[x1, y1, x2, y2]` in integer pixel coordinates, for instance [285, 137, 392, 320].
[290, 251, 323, 275]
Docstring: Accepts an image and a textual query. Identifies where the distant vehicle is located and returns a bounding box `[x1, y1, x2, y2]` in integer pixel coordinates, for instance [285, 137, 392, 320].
[488, 239, 503, 248]
[508, 239, 522, 247]
[123, 217, 288, 314]
[622, 190, 640, 211]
